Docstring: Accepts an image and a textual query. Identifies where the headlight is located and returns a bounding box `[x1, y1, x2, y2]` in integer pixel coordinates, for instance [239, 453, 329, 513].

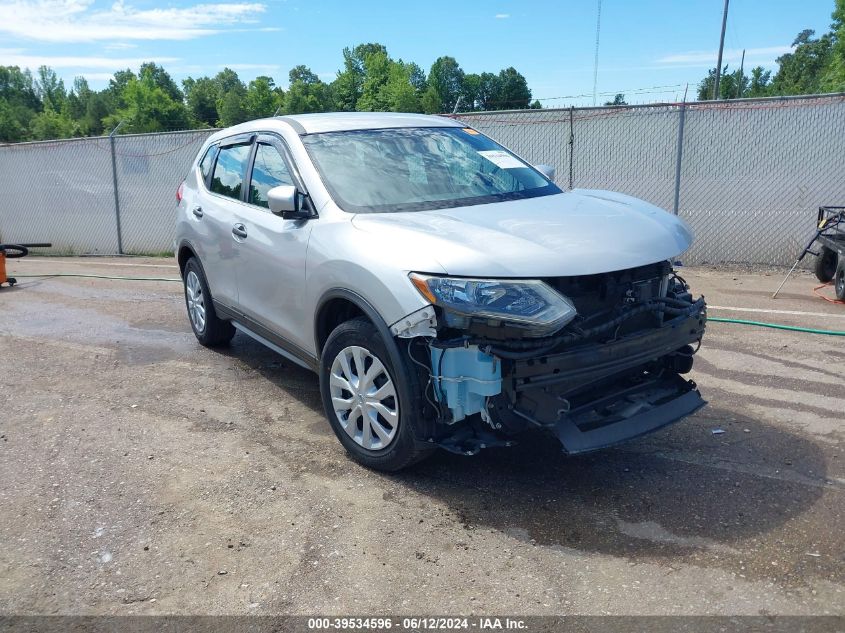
[409, 273, 577, 337]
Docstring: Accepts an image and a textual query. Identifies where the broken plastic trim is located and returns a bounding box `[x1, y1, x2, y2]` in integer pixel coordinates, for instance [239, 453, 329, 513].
[390, 305, 437, 338]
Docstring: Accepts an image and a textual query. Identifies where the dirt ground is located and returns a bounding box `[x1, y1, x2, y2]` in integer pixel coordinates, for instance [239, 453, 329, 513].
[0, 257, 842, 616]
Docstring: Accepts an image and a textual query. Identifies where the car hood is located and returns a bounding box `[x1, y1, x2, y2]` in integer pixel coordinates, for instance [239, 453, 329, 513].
[350, 189, 693, 277]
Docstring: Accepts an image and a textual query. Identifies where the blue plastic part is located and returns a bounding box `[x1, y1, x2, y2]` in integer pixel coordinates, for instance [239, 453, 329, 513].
[430, 346, 502, 423]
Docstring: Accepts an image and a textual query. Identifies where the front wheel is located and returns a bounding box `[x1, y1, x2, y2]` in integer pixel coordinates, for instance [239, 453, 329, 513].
[319, 318, 434, 471]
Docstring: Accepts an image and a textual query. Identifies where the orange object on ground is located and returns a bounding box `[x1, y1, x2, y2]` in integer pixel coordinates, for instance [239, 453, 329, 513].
[813, 281, 845, 304]
[0, 243, 52, 287]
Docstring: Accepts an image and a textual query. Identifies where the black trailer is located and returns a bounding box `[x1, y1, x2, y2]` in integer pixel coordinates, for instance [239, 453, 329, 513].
[773, 206, 845, 300]
[812, 206, 845, 300]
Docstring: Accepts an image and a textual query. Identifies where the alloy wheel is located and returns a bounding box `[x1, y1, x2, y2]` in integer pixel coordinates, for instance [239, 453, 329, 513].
[186, 270, 206, 333]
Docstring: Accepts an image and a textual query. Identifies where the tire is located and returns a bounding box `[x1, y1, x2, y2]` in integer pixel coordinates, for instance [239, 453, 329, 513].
[835, 261, 845, 301]
[319, 317, 435, 471]
[0, 244, 28, 259]
[814, 246, 838, 283]
[182, 257, 235, 347]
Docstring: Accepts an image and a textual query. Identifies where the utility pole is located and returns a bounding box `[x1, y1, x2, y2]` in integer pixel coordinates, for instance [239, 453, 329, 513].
[592, 0, 602, 106]
[712, 0, 730, 100]
[737, 48, 746, 98]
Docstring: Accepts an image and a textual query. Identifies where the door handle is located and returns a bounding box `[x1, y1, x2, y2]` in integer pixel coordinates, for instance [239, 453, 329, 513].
[191, 206, 203, 218]
[232, 223, 247, 239]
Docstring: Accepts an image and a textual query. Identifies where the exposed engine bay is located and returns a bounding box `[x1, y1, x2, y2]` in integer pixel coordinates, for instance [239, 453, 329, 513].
[401, 261, 707, 455]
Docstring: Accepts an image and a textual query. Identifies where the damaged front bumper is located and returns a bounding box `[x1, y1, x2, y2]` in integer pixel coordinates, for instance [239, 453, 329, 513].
[406, 268, 707, 456]
[489, 309, 706, 454]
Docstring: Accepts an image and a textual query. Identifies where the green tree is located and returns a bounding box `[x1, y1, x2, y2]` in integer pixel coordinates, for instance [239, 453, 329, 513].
[289, 65, 320, 85]
[82, 92, 109, 136]
[218, 89, 248, 126]
[284, 66, 333, 114]
[697, 65, 749, 100]
[420, 85, 441, 114]
[746, 66, 772, 97]
[357, 50, 392, 111]
[492, 67, 532, 109]
[213, 68, 244, 96]
[184, 76, 219, 127]
[821, 0, 845, 91]
[382, 61, 421, 112]
[475, 72, 500, 111]
[211, 68, 247, 127]
[245, 75, 282, 119]
[604, 93, 627, 106]
[0, 99, 31, 142]
[427, 56, 464, 112]
[30, 106, 75, 140]
[106, 69, 136, 111]
[0, 66, 39, 141]
[35, 66, 66, 112]
[139, 62, 182, 102]
[460, 73, 481, 111]
[332, 43, 389, 111]
[104, 71, 190, 133]
[770, 29, 833, 95]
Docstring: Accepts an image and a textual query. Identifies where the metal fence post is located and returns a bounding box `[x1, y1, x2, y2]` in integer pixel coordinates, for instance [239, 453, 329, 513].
[109, 121, 125, 254]
[568, 106, 574, 190]
[672, 101, 687, 215]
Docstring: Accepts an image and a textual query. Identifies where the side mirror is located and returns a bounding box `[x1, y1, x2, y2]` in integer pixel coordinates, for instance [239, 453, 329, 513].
[535, 164, 556, 182]
[267, 185, 311, 219]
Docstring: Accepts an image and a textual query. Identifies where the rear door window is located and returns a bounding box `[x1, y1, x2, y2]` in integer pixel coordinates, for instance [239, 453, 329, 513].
[248, 143, 294, 208]
[210, 144, 251, 200]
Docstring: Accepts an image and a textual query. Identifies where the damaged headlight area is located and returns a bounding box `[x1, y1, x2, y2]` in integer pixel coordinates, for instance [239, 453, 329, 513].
[409, 273, 577, 338]
[402, 262, 708, 457]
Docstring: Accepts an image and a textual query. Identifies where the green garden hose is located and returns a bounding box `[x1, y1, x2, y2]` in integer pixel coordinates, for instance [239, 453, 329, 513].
[10, 274, 845, 337]
[11, 273, 181, 282]
[708, 317, 845, 336]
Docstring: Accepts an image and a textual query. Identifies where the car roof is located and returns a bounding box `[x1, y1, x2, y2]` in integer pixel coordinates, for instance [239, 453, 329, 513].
[281, 112, 463, 134]
[210, 112, 464, 140]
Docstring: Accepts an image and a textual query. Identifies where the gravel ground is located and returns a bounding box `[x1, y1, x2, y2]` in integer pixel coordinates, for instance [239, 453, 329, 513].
[0, 258, 842, 616]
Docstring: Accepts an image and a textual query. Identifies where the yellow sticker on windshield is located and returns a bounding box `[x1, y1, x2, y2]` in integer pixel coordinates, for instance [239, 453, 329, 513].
[463, 128, 480, 135]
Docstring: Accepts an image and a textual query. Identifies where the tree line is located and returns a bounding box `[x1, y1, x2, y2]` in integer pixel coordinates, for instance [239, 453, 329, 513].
[0, 43, 538, 142]
[696, 0, 844, 100]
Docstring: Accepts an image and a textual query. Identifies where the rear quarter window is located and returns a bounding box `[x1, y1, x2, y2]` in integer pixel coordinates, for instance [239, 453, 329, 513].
[198, 145, 217, 184]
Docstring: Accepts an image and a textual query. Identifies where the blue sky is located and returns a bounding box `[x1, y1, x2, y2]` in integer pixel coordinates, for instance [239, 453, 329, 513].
[0, 0, 837, 106]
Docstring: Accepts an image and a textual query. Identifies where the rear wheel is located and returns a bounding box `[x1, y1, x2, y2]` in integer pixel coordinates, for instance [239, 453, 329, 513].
[183, 257, 235, 347]
[814, 246, 838, 283]
[835, 261, 845, 301]
[319, 317, 434, 471]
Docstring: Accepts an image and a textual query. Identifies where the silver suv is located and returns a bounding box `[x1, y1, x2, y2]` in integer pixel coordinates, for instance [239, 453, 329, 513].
[176, 112, 706, 471]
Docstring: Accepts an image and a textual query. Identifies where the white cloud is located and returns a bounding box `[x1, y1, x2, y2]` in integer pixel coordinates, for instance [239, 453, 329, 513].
[0, 49, 178, 69]
[104, 42, 138, 50]
[0, 0, 269, 43]
[656, 46, 791, 66]
[494, 13, 510, 19]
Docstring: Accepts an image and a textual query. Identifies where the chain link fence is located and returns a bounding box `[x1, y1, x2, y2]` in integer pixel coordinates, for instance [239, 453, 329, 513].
[455, 94, 845, 267]
[0, 94, 843, 265]
[0, 129, 214, 255]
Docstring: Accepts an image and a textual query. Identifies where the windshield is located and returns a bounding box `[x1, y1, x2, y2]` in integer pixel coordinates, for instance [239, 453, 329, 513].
[301, 126, 561, 213]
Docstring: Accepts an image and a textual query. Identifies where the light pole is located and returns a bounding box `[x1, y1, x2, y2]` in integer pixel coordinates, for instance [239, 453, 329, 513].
[713, 0, 730, 100]
[592, 0, 602, 106]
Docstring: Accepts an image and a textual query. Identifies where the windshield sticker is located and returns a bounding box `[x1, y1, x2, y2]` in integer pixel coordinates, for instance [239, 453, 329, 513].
[462, 128, 480, 135]
[478, 150, 524, 169]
